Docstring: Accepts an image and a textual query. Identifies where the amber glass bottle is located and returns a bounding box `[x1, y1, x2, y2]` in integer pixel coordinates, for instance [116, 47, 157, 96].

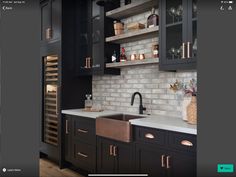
[120, 47, 127, 62]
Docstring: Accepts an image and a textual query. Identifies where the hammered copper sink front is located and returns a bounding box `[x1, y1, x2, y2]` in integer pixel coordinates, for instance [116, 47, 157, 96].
[96, 114, 146, 143]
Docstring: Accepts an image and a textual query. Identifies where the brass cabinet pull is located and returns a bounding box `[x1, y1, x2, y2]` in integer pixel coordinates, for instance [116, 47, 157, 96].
[85, 57, 92, 68]
[78, 129, 88, 133]
[145, 133, 155, 139]
[181, 140, 193, 147]
[77, 152, 88, 158]
[46, 28, 52, 40]
[166, 156, 171, 169]
[187, 42, 192, 58]
[161, 155, 165, 168]
[65, 120, 69, 134]
[113, 146, 117, 157]
[109, 145, 113, 156]
[182, 43, 186, 59]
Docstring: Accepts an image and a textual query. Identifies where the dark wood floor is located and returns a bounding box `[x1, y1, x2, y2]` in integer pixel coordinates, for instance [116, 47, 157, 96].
[40, 159, 84, 177]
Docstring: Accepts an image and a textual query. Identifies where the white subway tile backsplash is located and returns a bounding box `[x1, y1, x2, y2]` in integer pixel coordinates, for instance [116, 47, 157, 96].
[92, 10, 197, 119]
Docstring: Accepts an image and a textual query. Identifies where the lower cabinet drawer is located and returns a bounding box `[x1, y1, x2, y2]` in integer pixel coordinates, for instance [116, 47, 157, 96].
[72, 141, 96, 172]
[168, 131, 196, 153]
[73, 116, 96, 145]
[134, 126, 167, 146]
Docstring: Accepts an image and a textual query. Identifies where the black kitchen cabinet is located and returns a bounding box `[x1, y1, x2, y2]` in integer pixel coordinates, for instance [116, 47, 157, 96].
[97, 138, 116, 174]
[40, 0, 61, 45]
[40, 41, 91, 164]
[40, 0, 92, 165]
[159, 0, 197, 70]
[135, 143, 166, 177]
[64, 116, 72, 162]
[75, 0, 93, 76]
[97, 137, 135, 174]
[62, 115, 97, 173]
[134, 126, 196, 177]
[167, 151, 196, 177]
[75, 0, 120, 76]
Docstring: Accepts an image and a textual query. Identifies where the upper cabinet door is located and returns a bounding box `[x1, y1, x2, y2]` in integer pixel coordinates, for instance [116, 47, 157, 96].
[92, 1, 103, 74]
[75, 0, 93, 76]
[160, 0, 197, 70]
[187, 0, 197, 61]
[41, 0, 51, 42]
[40, 0, 61, 45]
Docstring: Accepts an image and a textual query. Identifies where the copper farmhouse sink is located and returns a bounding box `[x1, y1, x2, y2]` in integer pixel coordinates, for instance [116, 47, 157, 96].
[96, 114, 146, 142]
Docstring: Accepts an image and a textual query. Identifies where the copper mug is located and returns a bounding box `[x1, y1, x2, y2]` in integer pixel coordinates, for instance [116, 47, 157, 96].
[131, 54, 136, 61]
[139, 54, 145, 60]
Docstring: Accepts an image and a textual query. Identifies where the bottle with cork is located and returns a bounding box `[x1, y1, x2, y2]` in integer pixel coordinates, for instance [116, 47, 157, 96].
[147, 8, 159, 28]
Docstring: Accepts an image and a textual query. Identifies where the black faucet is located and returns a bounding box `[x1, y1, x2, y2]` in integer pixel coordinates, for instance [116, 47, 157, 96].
[131, 92, 146, 114]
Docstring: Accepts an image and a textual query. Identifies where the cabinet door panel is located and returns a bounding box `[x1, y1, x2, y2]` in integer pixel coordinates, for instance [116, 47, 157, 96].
[40, 0, 61, 43]
[97, 138, 115, 173]
[92, 14, 103, 74]
[75, 0, 92, 76]
[187, 0, 197, 61]
[41, 0, 51, 41]
[135, 143, 166, 177]
[64, 117, 71, 162]
[160, 0, 196, 70]
[51, 0, 61, 41]
[72, 141, 96, 172]
[73, 117, 96, 145]
[167, 152, 196, 177]
[164, 0, 187, 63]
[116, 142, 135, 174]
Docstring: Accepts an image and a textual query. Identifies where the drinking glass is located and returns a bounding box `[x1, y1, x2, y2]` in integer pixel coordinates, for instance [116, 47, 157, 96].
[168, 7, 176, 23]
[193, 3, 197, 17]
[169, 47, 176, 59]
[176, 5, 183, 21]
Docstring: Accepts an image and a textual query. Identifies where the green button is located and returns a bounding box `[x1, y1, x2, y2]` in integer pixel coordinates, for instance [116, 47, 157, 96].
[217, 164, 234, 173]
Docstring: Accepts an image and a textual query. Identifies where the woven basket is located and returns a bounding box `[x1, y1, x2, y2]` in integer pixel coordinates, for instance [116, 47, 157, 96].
[187, 96, 197, 125]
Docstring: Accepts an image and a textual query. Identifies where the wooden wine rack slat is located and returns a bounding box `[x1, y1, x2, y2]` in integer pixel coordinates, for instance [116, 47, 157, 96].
[43, 55, 59, 147]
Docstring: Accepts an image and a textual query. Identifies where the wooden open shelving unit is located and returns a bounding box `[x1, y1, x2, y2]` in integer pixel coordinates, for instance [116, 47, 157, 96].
[106, 58, 159, 68]
[106, 26, 159, 44]
[106, 0, 158, 19]
[105, 0, 159, 69]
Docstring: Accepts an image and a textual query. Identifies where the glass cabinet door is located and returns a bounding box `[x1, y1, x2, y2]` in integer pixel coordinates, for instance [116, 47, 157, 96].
[76, 0, 92, 76]
[189, 0, 197, 60]
[164, 0, 187, 64]
[92, 0, 103, 73]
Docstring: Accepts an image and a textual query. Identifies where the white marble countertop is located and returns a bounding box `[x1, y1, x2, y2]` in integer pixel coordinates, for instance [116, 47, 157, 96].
[61, 109, 120, 119]
[61, 109, 197, 135]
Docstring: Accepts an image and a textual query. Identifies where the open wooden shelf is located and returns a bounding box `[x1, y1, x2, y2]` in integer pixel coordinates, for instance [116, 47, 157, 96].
[106, 58, 159, 68]
[106, 0, 158, 20]
[106, 26, 159, 44]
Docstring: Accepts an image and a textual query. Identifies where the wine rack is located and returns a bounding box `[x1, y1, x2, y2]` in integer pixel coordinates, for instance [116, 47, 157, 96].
[43, 55, 59, 146]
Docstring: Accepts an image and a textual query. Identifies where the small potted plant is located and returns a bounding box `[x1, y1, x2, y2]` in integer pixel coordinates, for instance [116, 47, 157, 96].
[183, 79, 197, 97]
